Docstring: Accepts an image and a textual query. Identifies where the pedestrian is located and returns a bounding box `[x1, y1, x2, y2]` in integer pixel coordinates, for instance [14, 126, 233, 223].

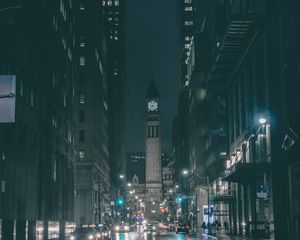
[223, 220, 229, 233]
[201, 221, 206, 231]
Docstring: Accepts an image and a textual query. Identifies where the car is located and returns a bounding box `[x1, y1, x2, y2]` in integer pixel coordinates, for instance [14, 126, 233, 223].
[70, 226, 99, 240]
[169, 223, 176, 231]
[95, 224, 111, 239]
[144, 223, 158, 235]
[176, 223, 189, 234]
[114, 222, 130, 233]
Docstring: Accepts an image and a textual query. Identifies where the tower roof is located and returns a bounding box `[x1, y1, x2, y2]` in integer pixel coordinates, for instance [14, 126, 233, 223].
[146, 79, 159, 99]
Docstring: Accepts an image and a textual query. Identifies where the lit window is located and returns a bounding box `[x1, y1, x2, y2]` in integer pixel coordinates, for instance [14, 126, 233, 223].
[30, 89, 34, 107]
[63, 92, 66, 106]
[2, 180, 5, 193]
[184, 6, 193, 11]
[115, 0, 119, 6]
[107, 0, 112, 6]
[80, 56, 85, 66]
[184, 0, 192, 3]
[79, 150, 85, 159]
[79, 92, 85, 104]
[80, 37, 86, 47]
[102, 0, 106, 6]
[80, 4, 85, 10]
[184, 21, 193, 26]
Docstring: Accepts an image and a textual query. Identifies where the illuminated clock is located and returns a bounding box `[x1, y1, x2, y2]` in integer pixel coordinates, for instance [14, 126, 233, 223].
[147, 100, 158, 111]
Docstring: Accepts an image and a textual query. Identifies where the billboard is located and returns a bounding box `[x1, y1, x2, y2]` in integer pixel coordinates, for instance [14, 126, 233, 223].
[0, 75, 16, 123]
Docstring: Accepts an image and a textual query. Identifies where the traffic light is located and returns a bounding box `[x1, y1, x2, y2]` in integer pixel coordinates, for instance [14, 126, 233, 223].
[117, 198, 124, 206]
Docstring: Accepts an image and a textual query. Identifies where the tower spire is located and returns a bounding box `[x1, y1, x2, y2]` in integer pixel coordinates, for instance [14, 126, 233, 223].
[146, 78, 159, 99]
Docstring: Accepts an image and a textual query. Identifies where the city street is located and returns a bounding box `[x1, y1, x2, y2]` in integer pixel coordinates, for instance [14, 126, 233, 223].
[112, 231, 252, 240]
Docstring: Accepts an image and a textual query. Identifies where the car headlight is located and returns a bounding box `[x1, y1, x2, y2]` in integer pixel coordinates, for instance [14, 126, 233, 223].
[88, 235, 93, 239]
[70, 236, 75, 240]
[115, 226, 120, 231]
[152, 226, 156, 230]
[97, 233, 101, 238]
[124, 226, 129, 231]
[104, 232, 108, 236]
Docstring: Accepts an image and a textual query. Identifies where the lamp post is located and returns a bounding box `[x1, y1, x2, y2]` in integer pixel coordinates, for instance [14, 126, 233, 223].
[182, 170, 210, 231]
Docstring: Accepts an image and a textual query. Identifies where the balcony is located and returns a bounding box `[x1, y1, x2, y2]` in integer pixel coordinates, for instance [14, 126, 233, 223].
[211, 189, 234, 202]
[208, 17, 258, 83]
[221, 162, 270, 183]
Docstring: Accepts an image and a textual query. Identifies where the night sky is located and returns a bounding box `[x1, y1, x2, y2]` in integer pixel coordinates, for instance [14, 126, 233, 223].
[125, 0, 180, 154]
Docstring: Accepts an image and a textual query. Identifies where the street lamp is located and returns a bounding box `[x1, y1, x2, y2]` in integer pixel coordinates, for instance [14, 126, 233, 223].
[182, 171, 211, 229]
[182, 169, 188, 175]
[259, 117, 267, 125]
[119, 174, 124, 179]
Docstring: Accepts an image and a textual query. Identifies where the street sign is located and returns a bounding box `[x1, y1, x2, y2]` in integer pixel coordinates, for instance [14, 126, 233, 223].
[0, 75, 16, 123]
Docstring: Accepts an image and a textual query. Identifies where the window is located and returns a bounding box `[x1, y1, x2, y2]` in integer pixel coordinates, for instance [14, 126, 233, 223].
[30, 89, 34, 107]
[79, 110, 85, 123]
[79, 150, 85, 159]
[1, 181, 5, 193]
[79, 70, 85, 86]
[184, 21, 193, 26]
[80, 56, 85, 66]
[79, 92, 85, 104]
[184, 7, 193, 11]
[80, 37, 86, 47]
[115, 0, 119, 6]
[53, 159, 57, 181]
[79, 130, 85, 142]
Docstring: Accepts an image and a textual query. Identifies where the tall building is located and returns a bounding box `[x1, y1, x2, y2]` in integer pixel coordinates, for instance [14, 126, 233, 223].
[145, 80, 162, 220]
[0, 1, 78, 239]
[103, 0, 127, 202]
[74, 0, 110, 225]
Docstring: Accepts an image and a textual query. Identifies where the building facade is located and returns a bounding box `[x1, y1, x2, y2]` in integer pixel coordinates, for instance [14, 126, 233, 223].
[0, 1, 78, 239]
[103, 0, 127, 208]
[74, 0, 111, 226]
[174, 0, 300, 239]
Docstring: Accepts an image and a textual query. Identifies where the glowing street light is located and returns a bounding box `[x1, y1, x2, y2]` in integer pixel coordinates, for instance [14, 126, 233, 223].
[182, 169, 188, 175]
[119, 174, 124, 179]
[259, 118, 267, 124]
[127, 183, 132, 187]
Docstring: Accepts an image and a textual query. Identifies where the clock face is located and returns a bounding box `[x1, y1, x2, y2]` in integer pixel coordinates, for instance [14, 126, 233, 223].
[147, 100, 158, 111]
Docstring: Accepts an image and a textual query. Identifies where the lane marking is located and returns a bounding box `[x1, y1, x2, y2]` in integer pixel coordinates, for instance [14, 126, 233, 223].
[202, 233, 218, 239]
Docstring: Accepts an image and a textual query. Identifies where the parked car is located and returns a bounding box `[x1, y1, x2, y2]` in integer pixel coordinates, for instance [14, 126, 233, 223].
[176, 223, 189, 234]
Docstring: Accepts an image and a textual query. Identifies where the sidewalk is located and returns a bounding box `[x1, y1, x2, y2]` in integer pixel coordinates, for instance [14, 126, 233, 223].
[202, 232, 270, 240]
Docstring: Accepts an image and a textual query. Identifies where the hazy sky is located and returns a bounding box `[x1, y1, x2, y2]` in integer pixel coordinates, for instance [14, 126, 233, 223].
[125, 0, 180, 154]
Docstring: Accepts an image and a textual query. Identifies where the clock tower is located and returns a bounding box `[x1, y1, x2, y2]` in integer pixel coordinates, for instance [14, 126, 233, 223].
[145, 80, 162, 220]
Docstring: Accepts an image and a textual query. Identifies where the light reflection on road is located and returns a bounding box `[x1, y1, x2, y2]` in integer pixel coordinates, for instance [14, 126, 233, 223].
[113, 231, 200, 240]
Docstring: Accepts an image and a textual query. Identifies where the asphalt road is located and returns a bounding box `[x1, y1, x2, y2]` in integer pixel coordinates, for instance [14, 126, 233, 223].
[112, 231, 215, 240]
